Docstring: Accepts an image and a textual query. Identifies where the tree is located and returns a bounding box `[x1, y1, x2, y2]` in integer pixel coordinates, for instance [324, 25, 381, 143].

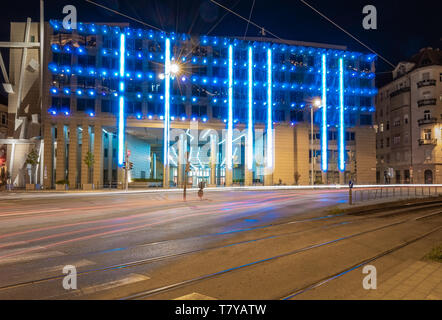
[25, 148, 39, 184]
[294, 172, 301, 185]
[83, 151, 95, 184]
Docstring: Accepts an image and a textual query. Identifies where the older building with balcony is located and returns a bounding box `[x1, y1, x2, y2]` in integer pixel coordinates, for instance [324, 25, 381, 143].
[375, 47, 442, 184]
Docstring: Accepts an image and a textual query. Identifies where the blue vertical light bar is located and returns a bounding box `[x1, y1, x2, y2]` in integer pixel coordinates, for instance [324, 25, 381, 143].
[321, 53, 328, 172]
[164, 38, 171, 168]
[227, 45, 233, 170]
[338, 58, 345, 172]
[117, 33, 126, 166]
[266, 48, 273, 169]
[247, 46, 253, 170]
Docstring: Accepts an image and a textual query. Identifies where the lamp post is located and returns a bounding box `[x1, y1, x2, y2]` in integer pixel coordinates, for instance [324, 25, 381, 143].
[310, 98, 321, 186]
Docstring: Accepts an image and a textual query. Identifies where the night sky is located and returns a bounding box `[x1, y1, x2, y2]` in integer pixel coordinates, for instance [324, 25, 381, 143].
[0, 0, 440, 97]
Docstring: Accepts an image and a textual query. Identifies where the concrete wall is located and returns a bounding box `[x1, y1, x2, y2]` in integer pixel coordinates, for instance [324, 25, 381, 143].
[273, 125, 295, 185]
[293, 124, 310, 185]
[356, 126, 377, 184]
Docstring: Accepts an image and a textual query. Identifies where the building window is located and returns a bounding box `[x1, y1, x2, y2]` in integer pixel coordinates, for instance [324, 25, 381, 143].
[360, 114, 372, 125]
[1, 114, 6, 125]
[393, 135, 401, 145]
[77, 99, 95, 112]
[423, 129, 432, 140]
[404, 114, 409, 124]
[424, 150, 432, 161]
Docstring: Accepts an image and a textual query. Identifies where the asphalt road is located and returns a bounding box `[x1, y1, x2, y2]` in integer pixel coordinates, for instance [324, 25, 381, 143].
[0, 188, 440, 299]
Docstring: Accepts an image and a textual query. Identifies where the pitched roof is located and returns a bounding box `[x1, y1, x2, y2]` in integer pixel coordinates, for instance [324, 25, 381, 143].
[408, 47, 442, 71]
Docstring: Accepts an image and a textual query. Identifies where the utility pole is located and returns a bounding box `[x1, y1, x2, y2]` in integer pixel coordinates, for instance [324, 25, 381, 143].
[310, 106, 314, 185]
[183, 152, 190, 201]
[124, 148, 130, 192]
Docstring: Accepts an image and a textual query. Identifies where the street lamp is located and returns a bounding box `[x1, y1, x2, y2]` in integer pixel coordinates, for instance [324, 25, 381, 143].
[310, 98, 321, 186]
[170, 63, 180, 75]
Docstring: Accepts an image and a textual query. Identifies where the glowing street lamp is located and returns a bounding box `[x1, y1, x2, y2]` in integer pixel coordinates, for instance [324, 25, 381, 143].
[313, 98, 321, 108]
[170, 63, 180, 75]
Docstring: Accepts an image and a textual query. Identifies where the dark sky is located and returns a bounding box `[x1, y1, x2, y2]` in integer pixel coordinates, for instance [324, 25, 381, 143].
[0, 0, 440, 88]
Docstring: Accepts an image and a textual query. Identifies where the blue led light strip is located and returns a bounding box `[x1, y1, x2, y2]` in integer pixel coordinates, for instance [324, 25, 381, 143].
[267, 48, 273, 169]
[227, 45, 233, 170]
[339, 58, 345, 172]
[164, 38, 171, 168]
[247, 46, 253, 171]
[321, 54, 327, 172]
[117, 33, 126, 166]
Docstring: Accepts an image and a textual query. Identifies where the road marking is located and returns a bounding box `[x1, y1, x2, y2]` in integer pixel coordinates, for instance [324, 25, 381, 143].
[174, 292, 217, 300]
[0, 248, 65, 265]
[44, 259, 96, 273]
[80, 273, 150, 296]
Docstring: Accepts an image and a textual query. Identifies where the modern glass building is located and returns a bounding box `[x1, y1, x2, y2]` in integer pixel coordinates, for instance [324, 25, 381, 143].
[5, 20, 378, 189]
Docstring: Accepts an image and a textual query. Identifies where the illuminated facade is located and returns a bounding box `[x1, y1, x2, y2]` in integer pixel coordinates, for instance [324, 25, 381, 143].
[4, 21, 378, 189]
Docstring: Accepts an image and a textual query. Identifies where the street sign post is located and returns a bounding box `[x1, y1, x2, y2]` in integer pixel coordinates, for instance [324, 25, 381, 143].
[349, 180, 354, 205]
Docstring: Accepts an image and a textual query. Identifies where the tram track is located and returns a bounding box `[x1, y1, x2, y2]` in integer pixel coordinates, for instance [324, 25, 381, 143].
[0, 199, 441, 297]
[118, 210, 442, 300]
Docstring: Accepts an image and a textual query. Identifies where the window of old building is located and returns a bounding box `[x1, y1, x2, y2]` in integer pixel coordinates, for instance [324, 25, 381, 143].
[424, 149, 432, 161]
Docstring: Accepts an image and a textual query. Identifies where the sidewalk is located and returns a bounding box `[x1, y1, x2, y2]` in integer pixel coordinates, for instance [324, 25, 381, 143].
[362, 260, 442, 300]
[0, 184, 351, 200]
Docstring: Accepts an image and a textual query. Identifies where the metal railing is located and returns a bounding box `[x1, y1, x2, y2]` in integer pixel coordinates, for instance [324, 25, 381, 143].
[418, 138, 437, 146]
[417, 79, 436, 88]
[417, 117, 437, 126]
[352, 185, 442, 203]
[418, 98, 437, 107]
